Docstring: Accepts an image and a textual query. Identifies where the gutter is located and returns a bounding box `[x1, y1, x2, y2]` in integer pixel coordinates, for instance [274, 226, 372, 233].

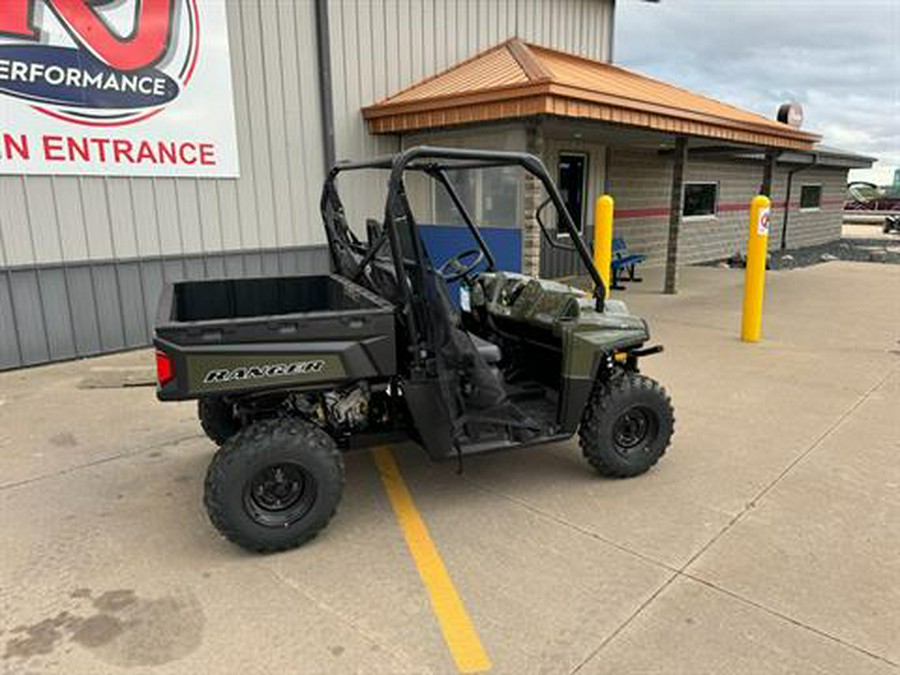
[780, 153, 819, 250]
[314, 0, 336, 172]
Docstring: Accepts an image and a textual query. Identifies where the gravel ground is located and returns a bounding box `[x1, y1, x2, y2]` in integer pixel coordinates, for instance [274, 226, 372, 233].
[701, 237, 900, 270]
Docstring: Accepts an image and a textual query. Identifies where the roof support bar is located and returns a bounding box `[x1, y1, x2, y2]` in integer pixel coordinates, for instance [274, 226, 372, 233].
[664, 136, 688, 295]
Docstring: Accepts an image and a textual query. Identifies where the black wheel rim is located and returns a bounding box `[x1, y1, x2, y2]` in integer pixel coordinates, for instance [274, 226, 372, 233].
[612, 405, 658, 455]
[243, 462, 317, 528]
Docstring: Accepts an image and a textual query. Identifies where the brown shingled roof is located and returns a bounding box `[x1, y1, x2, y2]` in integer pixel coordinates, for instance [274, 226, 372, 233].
[362, 39, 820, 150]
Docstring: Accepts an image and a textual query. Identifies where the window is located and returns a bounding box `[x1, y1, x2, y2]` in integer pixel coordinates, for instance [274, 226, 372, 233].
[558, 153, 588, 233]
[434, 170, 477, 225]
[433, 167, 520, 227]
[800, 184, 822, 210]
[481, 166, 520, 226]
[683, 182, 718, 218]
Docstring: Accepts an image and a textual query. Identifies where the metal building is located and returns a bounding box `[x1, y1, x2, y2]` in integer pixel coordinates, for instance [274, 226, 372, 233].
[0, 0, 872, 371]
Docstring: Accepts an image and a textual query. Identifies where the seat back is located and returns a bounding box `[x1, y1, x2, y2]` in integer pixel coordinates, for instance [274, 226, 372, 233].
[612, 237, 628, 253]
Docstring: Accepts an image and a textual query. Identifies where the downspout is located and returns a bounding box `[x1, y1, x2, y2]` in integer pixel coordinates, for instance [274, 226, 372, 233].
[780, 153, 818, 251]
[314, 0, 336, 173]
[607, 0, 616, 62]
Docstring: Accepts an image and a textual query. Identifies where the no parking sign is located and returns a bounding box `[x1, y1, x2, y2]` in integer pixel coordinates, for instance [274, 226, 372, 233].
[757, 207, 771, 237]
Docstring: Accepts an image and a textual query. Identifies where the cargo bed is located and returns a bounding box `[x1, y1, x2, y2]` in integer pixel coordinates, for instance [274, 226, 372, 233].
[154, 274, 397, 400]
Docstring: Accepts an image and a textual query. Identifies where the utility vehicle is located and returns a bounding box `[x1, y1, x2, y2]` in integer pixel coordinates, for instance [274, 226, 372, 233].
[154, 147, 674, 553]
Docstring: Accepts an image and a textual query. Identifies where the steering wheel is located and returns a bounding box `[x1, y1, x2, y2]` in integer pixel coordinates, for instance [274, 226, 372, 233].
[438, 248, 485, 283]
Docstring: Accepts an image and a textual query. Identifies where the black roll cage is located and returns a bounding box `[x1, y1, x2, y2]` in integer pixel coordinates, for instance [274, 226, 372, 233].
[320, 146, 606, 367]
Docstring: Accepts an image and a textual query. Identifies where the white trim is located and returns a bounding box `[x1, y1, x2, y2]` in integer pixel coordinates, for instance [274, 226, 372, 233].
[557, 150, 590, 236]
[799, 183, 823, 212]
[682, 181, 719, 219]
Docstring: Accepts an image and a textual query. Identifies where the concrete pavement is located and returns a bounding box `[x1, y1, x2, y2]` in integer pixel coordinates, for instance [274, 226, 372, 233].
[843, 222, 898, 241]
[1, 261, 898, 674]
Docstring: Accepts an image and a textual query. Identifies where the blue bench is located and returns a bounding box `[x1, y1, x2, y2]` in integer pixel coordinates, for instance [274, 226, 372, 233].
[610, 237, 645, 289]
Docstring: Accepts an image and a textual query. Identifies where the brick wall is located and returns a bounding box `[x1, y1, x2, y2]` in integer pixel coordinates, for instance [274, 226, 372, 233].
[778, 167, 846, 249]
[607, 149, 848, 266]
[606, 149, 673, 265]
[522, 126, 544, 276]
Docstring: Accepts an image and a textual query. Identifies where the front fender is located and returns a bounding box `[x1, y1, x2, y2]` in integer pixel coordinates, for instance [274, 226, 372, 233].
[557, 317, 650, 432]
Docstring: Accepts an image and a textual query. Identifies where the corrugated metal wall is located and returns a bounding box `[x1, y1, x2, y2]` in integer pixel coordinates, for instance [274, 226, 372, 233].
[0, 1, 327, 268]
[0, 0, 331, 370]
[0, 0, 613, 370]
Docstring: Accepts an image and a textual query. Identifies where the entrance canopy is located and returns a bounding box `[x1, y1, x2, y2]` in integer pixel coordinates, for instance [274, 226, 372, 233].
[362, 38, 820, 151]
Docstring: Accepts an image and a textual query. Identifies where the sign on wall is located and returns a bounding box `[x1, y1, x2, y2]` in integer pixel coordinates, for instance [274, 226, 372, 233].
[0, 0, 239, 177]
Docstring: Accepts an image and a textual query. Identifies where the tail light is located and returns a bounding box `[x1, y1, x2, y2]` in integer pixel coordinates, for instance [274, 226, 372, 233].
[155, 350, 174, 387]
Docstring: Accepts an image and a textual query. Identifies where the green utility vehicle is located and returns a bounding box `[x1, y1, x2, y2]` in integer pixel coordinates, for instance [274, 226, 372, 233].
[154, 147, 674, 553]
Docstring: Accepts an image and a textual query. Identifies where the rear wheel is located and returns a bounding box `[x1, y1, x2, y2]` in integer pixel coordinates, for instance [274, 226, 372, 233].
[579, 373, 674, 478]
[204, 418, 344, 553]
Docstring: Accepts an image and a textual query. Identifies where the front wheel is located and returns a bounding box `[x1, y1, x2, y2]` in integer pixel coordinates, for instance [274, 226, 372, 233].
[204, 418, 344, 553]
[579, 373, 674, 478]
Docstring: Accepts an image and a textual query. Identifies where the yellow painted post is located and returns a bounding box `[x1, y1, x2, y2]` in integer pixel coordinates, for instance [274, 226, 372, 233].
[594, 195, 614, 294]
[741, 195, 772, 342]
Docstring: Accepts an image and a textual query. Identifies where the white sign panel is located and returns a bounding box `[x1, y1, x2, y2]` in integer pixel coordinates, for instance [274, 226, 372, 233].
[757, 207, 771, 236]
[0, 0, 239, 177]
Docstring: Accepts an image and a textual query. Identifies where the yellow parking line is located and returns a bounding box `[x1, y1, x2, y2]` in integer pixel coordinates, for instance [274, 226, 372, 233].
[372, 447, 492, 673]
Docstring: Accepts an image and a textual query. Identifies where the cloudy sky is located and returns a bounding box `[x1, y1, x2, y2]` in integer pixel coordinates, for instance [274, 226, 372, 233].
[616, 0, 899, 183]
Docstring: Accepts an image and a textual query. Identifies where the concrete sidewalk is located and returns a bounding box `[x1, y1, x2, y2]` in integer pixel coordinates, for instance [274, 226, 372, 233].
[843, 221, 898, 241]
[1, 262, 898, 674]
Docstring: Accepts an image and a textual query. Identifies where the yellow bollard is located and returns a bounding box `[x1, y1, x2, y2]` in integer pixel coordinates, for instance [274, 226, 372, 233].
[593, 195, 614, 294]
[741, 195, 771, 342]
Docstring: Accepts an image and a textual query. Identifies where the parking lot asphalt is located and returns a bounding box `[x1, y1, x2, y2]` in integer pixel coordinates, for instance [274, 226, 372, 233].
[1, 261, 898, 674]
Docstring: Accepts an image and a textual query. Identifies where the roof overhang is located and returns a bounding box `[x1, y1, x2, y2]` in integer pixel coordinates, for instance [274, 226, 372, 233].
[362, 39, 821, 152]
[728, 146, 876, 169]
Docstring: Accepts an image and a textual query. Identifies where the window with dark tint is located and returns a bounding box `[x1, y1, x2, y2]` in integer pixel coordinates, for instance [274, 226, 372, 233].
[558, 153, 588, 232]
[683, 183, 718, 217]
[800, 184, 822, 209]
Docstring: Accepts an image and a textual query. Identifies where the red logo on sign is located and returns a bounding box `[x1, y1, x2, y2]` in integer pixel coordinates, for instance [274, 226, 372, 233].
[0, 0, 200, 126]
[1, 0, 175, 71]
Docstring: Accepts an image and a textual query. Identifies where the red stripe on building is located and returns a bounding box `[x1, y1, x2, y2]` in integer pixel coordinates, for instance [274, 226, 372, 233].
[717, 202, 750, 213]
[616, 207, 670, 219]
[616, 198, 841, 220]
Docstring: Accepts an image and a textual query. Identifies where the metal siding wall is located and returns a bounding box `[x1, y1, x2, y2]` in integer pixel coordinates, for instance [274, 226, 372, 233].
[0, 248, 330, 371]
[0, 0, 329, 369]
[0, 0, 326, 269]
